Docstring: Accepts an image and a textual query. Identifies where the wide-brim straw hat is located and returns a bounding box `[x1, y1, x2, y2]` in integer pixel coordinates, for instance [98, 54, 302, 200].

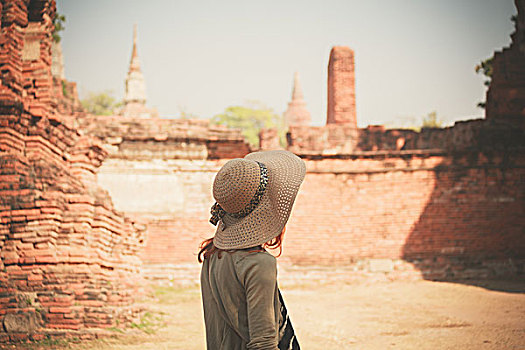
[211, 150, 306, 250]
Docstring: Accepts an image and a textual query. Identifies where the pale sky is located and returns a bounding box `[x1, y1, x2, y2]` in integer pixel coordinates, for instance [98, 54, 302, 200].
[56, 0, 517, 127]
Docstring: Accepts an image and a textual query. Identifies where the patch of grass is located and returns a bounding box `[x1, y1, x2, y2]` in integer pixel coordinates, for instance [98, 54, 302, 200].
[130, 311, 165, 335]
[36, 335, 70, 347]
[107, 326, 125, 334]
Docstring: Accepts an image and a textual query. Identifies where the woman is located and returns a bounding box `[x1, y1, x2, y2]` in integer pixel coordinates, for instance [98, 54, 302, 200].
[198, 150, 305, 350]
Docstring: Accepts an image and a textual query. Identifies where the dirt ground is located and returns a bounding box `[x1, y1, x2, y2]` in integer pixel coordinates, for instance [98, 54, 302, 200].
[4, 279, 525, 350]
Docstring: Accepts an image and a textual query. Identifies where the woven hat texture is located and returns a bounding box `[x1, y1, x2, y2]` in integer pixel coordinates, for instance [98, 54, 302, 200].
[212, 150, 306, 250]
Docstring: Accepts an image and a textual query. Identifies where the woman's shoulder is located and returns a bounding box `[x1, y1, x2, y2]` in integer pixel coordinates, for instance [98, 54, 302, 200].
[233, 249, 277, 284]
[233, 248, 276, 267]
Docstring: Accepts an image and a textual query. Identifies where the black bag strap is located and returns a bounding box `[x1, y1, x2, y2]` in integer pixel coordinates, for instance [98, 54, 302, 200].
[278, 289, 301, 350]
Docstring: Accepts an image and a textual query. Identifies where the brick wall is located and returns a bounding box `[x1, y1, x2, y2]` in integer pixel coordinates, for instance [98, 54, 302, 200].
[77, 114, 252, 160]
[286, 152, 524, 279]
[286, 117, 525, 154]
[94, 158, 220, 268]
[97, 149, 524, 282]
[0, 0, 145, 341]
[139, 215, 212, 265]
[76, 114, 253, 276]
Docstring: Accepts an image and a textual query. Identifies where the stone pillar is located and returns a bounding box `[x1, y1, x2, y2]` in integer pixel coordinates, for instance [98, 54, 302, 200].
[327, 46, 357, 127]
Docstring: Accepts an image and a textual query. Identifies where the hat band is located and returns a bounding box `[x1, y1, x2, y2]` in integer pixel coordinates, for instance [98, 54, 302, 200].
[210, 161, 268, 226]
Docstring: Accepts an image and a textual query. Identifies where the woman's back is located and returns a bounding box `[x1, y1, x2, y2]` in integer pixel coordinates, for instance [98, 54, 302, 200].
[200, 150, 305, 349]
[201, 249, 280, 350]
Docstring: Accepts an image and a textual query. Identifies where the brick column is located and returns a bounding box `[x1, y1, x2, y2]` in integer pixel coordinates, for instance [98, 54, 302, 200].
[327, 46, 357, 127]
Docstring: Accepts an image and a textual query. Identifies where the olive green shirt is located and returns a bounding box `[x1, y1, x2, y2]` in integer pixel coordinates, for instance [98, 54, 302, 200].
[200, 249, 280, 350]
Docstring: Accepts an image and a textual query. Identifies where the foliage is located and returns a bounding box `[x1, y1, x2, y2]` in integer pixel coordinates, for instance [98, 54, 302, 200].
[81, 91, 122, 116]
[211, 101, 284, 148]
[421, 111, 442, 128]
[61, 80, 68, 97]
[178, 106, 199, 119]
[421, 111, 443, 129]
[475, 55, 493, 109]
[475, 56, 493, 87]
[52, 13, 66, 43]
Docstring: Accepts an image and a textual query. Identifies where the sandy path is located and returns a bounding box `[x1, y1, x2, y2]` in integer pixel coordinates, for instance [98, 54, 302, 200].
[284, 280, 525, 350]
[5, 280, 525, 350]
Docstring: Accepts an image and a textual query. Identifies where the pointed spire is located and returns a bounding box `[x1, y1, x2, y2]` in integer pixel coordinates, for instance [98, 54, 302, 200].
[131, 24, 138, 61]
[128, 24, 141, 73]
[291, 72, 304, 101]
[284, 71, 311, 126]
[122, 25, 149, 117]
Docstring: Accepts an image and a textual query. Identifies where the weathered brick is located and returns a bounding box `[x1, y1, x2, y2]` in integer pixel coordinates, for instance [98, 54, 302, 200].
[49, 307, 72, 313]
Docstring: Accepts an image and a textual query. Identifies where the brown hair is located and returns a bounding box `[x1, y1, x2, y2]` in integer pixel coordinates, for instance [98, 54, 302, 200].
[198, 227, 286, 263]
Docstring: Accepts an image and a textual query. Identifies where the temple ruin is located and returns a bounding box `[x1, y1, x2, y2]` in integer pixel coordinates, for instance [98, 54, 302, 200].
[0, 0, 145, 341]
[0, 0, 524, 342]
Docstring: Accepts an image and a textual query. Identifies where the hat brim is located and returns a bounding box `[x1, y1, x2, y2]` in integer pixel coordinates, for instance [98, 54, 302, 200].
[213, 150, 306, 250]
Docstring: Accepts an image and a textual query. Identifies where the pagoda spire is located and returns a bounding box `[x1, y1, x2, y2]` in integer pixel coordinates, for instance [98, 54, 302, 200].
[121, 25, 155, 117]
[291, 72, 304, 101]
[126, 24, 143, 80]
[131, 24, 138, 63]
[284, 72, 311, 126]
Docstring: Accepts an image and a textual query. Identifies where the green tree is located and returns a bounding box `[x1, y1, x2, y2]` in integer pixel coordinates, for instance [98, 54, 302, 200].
[475, 56, 493, 86]
[81, 91, 121, 116]
[475, 56, 494, 109]
[475, 56, 493, 109]
[52, 13, 66, 43]
[212, 102, 284, 148]
[421, 111, 443, 129]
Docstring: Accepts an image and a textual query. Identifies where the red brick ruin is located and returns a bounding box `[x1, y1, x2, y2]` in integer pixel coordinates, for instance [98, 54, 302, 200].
[0, 0, 146, 341]
[486, 0, 525, 121]
[1, 0, 524, 342]
[327, 46, 357, 127]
